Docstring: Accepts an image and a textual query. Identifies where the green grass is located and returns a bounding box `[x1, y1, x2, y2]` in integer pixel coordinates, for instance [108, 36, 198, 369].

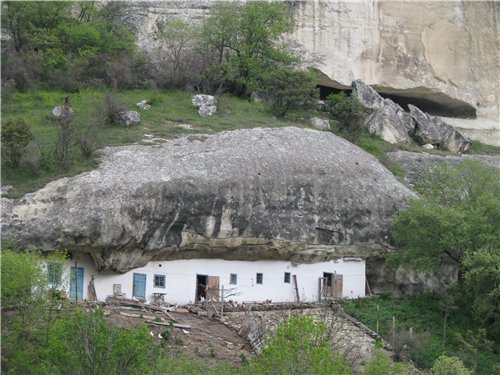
[468, 140, 500, 155]
[1, 88, 310, 197]
[343, 294, 499, 374]
[3, 89, 498, 198]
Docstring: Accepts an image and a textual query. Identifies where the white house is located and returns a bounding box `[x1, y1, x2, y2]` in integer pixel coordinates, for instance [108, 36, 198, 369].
[55, 252, 366, 305]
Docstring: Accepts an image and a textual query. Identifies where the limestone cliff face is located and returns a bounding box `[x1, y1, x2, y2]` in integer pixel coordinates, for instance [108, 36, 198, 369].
[2, 128, 414, 273]
[125, 0, 499, 145]
[290, 0, 499, 144]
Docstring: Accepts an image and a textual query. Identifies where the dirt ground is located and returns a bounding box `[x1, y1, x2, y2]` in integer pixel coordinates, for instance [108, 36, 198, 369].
[106, 306, 254, 368]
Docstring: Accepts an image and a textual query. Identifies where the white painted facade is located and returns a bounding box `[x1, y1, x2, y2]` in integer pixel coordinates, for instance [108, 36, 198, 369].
[62, 252, 366, 305]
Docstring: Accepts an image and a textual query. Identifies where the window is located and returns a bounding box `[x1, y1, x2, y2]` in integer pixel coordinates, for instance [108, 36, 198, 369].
[48, 263, 62, 286]
[284, 272, 291, 283]
[256, 273, 263, 284]
[154, 274, 166, 288]
[230, 273, 237, 285]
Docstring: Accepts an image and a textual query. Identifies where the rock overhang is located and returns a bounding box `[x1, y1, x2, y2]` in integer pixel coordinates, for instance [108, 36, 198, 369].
[3, 127, 415, 272]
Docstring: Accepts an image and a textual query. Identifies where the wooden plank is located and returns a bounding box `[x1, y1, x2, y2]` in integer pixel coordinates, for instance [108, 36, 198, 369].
[145, 319, 191, 329]
[207, 276, 220, 302]
[334, 274, 343, 298]
[292, 274, 300, 302]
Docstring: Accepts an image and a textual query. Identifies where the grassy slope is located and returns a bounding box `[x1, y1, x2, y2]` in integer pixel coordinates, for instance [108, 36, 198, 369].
[2, 88, 499, 198]
[1, 88, 310, 197]
[343, 294, 499, 374]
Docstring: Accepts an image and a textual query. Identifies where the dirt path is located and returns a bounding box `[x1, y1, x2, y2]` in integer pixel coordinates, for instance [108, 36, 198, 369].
[107, 308, 254, 368]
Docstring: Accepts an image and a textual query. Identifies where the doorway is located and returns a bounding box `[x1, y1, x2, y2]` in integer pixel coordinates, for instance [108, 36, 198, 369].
[195, 274, 208, 302]
[70, 266, 84, 300]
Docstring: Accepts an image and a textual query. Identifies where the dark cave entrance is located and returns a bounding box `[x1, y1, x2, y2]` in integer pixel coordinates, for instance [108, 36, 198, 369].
[317, 85, 476, 119]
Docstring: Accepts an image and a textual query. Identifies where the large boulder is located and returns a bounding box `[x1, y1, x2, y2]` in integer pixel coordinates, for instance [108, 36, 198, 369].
[352, 80, 384, 114]
[408, 105, 470, 153]
[366, 99, 413, 144]
[353, 81, 413, 144]
[3, 127, 414, 273]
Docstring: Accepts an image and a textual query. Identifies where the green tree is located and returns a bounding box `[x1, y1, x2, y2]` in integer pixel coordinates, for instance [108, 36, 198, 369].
[326, 92, 365, 142]
[260, 67, 319, 117]
[431, 355, 472, 375]
[201, 1, 297, 96]
[462, 247, 500, 339]
[252, 315, 350, 375]
[1, 1, 137, 91]
[1, 117, 34, 167]
[390, 160, 500, 272]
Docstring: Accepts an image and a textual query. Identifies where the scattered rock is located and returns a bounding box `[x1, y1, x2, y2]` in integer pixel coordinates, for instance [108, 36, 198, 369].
[422, 144, 434, 150]
[51, 106, 75, 121]
[366, 99, 413, 144]
[198, 105, 217, 117]
[1, 185, 13, 195]
[115, 111, 141, 127]
[192, 95, 217, 117]
[136, 100, 151, 110]
[192, 95, 217, 107]
[310, 117, 330, 130]
[409, 104, 470, 153]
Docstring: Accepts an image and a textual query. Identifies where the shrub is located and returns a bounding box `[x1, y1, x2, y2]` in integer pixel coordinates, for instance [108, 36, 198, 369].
[327, 92, 365, 143]
[1, 118, 34, 167]
[260, 67, 319, 117]
[431, 355, 472, 375]
[252, 315, 350, 375]
[100, 92, 127, 125]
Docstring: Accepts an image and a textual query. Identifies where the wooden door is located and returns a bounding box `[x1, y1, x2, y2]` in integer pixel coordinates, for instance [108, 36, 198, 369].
[333, 274, 343, 298]
[207, 276, 220, 302]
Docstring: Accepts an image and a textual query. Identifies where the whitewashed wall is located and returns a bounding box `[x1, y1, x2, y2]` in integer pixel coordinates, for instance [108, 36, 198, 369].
[65, 253, 365, 305]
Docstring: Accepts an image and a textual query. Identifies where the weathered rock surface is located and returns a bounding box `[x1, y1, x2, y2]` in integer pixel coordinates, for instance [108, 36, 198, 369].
[408, 105, 470, 153]
[136, 100, 151, 110]
[192, 94, 217, 117]
[197, 104, 216, 117]
[310, 116, 330, 130]
[353, 80, 413, 144]
[123, 1, 499, 145]
[191, 94, 216, 107]
[2, 127, 414, 273]
[115, 110, 141, 127]
[289, 0, 499, 143]
[386, 150, 500, 188]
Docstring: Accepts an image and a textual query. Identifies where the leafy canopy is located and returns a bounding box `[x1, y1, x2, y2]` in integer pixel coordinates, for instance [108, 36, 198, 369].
[389, 160, 500, 271]
[201, 1, 298, 96]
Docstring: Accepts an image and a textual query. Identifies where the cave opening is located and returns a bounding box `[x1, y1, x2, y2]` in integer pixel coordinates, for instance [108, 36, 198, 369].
[317, 85, 476, 119]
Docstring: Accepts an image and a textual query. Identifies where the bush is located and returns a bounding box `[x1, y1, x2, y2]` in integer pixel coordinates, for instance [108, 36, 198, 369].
[431, 355, 472, 375]
[252, 315, 350, 375]
[260, 67, 319, 117]
[326, 92, 365, 143]
[100, 92, 127, 125]
[1, 118, 34, 167]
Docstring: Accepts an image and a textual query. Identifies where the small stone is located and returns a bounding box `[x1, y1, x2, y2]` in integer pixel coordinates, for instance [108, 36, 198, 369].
[192, 94, 217, 107]
[310, 117, 330, 130]
[115, 111, 141, 127]
[198, 105, 217, 117]
[52, 106, 75, 121]
[136, 100, 151, 110]
[422, 143, 434, 149]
